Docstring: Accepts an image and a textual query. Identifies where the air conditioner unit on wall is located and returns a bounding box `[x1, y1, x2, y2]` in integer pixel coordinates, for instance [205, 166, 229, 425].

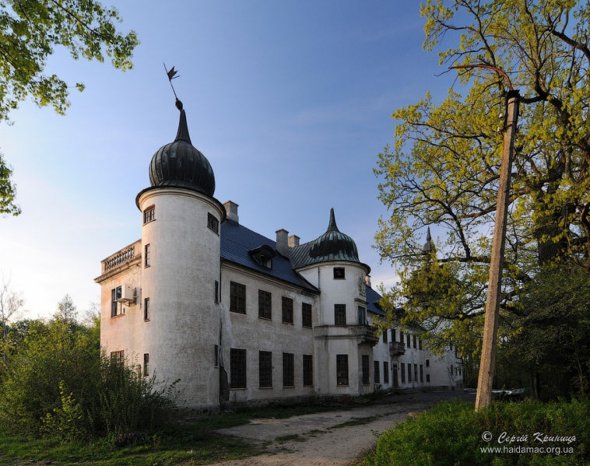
[117, 285, 135, 304]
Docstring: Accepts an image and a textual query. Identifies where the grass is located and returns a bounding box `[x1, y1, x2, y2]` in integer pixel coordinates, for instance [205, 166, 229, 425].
[0, 402, 341, 465]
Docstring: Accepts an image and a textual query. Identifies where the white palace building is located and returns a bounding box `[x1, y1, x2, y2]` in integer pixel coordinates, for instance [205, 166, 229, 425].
[96, 101, 463, 409]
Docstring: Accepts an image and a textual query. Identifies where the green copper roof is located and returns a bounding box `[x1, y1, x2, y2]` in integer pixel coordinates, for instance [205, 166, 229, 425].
[290, 208, 367, 270]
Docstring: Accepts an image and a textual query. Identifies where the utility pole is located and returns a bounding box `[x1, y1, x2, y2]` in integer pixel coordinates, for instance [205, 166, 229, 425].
[475, 89, 520, 410]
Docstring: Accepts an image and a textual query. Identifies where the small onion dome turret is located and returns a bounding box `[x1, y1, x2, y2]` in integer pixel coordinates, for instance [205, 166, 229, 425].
[149, 99, 215, 197]
[309, 208, 360, 262]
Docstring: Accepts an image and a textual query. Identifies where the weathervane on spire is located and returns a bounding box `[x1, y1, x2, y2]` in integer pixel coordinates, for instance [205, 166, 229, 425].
[163, 63, 183, 111]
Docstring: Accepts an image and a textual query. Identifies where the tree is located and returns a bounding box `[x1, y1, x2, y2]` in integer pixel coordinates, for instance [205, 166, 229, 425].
[55, 294, 77, 323]
[0, 0, 138, 215]
[0, 280, 24, 368]
[376, 1, 590, 359]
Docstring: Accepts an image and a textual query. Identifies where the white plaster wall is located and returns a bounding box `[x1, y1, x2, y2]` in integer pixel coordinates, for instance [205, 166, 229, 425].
[220, 264, 317, 402]
[138, 188, 224, 408]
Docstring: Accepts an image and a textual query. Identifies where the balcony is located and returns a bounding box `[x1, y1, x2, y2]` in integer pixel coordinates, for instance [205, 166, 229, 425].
[96, 240, 142, 282]
[314, 324, 379, 346]
[389, 341, 405, 356]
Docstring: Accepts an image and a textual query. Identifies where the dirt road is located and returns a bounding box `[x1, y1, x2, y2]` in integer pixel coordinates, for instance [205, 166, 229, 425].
[213, 391, 472, 466]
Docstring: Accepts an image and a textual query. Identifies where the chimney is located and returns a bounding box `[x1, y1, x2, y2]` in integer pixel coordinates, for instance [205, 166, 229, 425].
[223, 201, 239, 223]
[276, 229, 289, 256]
[288, 234, 300, 248]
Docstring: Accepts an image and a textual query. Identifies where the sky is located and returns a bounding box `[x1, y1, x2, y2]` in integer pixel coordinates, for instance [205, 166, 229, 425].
[0, 0, 455, 319]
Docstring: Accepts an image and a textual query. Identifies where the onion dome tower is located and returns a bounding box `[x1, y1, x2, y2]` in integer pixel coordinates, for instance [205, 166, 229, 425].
[309, 208, 360, 263]
[136, 99, 225, 409]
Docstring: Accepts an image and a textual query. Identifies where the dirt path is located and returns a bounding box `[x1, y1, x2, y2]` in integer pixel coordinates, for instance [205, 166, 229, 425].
[213, 391, 472, 466]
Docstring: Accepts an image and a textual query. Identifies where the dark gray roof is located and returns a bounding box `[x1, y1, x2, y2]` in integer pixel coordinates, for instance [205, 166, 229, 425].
[149, 102, 216, 197]
[365, 285, 384, 316]
[290, 209, 369, 271]
[220, 220, 319, 293]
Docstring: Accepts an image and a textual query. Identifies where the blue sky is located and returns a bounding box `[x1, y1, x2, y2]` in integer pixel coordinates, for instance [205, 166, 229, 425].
[0, 1, 454, 318]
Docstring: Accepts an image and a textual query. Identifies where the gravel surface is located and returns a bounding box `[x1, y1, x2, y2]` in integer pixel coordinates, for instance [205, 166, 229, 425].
[212, 390, 473, 466]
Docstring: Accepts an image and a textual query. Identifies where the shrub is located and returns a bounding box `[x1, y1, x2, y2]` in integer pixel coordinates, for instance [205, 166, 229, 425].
[366, 400, 590, 465]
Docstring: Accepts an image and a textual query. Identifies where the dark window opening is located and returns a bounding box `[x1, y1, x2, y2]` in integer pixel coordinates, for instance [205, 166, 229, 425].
[426, 374, 430, 383]
[283, 352, 294, 387]
[302, 303, 312, 328]
[374, 361, 380, 384]
[111, 350, 124, 364]
[230, 348, 246, 388]
[230, 282, 246, 314]
[383, 329, 388, 343]
[144, 244, 151, 268]
[414, 364, 418, 382]
[406, 333, 411, 347]
[143, 205, 155, 224]
[207, 213, 219, 234]
[111, 286, 122, 317]
[383, 361, 389, 384]
[401, 362, 406, 383]
[391, 328, 396, 341]
[334, 304, 346, 326]
[259, 351, 272, 388]
[258, 290, 272, 320]
[333, 267, 345, 279]
[336, 354, 349, 385]
[143, 353, 149, 376]
[413, 335, 417, 348]
[426, 359, 430, 368]
[357, 306, 366, 325]
[214, 345, 219, 367]
[419, 338, 423, 350]
[362, 355, 370, 385]
[407, 363, 412, 382]
[303, 354, 313, 386]
[282, 297, 293, 324]
[420, 364, 424, 383]
[144, 297, 150, 321]
[215, 280, 219, 304]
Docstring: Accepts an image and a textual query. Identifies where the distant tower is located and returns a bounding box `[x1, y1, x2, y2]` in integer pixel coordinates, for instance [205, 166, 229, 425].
[422, 227, 436, 256]
[136, 100, 225, 408]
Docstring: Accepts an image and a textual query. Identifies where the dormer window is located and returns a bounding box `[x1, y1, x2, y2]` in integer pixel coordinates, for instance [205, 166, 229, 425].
[249, 244, 276, 269]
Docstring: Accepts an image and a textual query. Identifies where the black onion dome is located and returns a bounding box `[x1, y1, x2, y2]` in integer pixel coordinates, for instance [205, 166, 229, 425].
[308, 208, 360, 262]
[149, 100, 215, 197]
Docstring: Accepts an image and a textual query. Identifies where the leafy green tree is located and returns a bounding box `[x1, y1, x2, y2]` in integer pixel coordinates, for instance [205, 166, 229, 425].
[376, 1, 590, 359]
[0, 0, 138, 215]
[55, 294, 78, 323]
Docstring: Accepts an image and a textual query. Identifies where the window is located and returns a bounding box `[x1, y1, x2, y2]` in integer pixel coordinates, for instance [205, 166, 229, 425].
[283, 352, 294, 387]
[426, 374, 430, 383]
[143, 353, 149, 376]
[334, 304, 346, 326]
[207, 212, 219, 234]
[214, 345, 219, 367]
[420, 364, 424, 383]
[413, 335, 417, 349]
[383, 329, 388, 343]
[400, 331, 404, 343]
[144, 244, 151, 268]
[111, 287, 122, 317]
[407, 363, 412, 382]
[333, 267, 345, 279]
[230, 348, 246, 388]
[259, 351, 272, 388]
[302, 303, 312, 328]
[374, 361, 381, 384]
[391, 328, 396, 341]
[336, 354, 349, 385]
[414, 364, 418, 382]
[401, 362, 406, 383]
[111, 350, 124, 364]
[258, 290, 272, 320]
[282, 297, 293, 324]
[407, 333, 411, 347]
[419, 338, 423, 350]
[143, 205, 155, 224]
[362, 355, 370, 385]
[303, 354, 313, 386]
[144, 297, 150, 321]
[383, 361, 389, 384]
[230, 282, 246, 314]
[426, 359, 430, 368]
[357, 306, 366, 325]
[215, 281, 219, 304]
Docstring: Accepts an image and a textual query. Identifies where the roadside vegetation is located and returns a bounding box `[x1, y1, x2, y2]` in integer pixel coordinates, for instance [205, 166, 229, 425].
[363, 399, 590, 466]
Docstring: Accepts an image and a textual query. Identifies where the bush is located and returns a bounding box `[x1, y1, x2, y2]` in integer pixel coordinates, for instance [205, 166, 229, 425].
[366, 400, 590, 465]
[0, 318, 175, 440]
